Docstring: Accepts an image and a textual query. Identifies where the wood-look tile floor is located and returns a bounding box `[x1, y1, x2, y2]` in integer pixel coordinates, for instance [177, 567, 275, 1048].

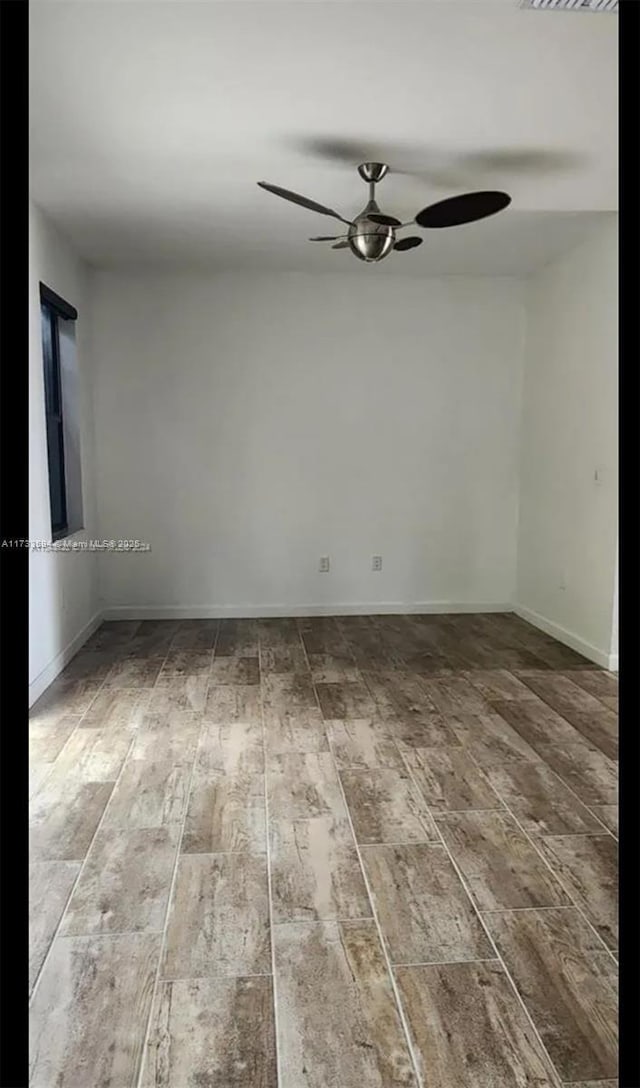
[29, 614, 618, 1087]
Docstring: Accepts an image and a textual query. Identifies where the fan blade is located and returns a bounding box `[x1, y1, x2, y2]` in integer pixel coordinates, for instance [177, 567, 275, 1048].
[331, 242, 350, 249]
[415, 191, 511, 229]
[367, 213, 403, 227]
[286, 137, 584, 188]
[460, 148, 583, 177]
[309, 235, 344, 242]
[394, 237, 423, 252]
[289, 136, 378, 166]
[257, 182, 352, 225]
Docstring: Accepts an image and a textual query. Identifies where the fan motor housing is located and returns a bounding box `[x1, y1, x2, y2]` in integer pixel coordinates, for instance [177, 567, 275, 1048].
[348, 200, 395, 263]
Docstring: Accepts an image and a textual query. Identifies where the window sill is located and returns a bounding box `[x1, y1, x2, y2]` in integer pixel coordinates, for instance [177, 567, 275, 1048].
[51, 526, 86, 545]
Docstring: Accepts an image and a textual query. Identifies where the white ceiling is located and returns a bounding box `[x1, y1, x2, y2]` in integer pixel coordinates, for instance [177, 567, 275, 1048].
[29, 0, 617, 276]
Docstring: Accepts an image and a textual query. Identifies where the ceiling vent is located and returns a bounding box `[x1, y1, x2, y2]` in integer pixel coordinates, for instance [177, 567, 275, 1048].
[520, 0, 618, 11]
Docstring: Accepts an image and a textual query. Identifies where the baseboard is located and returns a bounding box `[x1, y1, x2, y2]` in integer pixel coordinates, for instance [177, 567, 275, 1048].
[514, 603, 614, 670]
[101, 601, 512, 621]
[28, 610, 103, 708]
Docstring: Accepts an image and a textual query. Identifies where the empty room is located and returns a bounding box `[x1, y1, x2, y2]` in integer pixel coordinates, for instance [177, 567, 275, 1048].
[26, 0, 620, 1085]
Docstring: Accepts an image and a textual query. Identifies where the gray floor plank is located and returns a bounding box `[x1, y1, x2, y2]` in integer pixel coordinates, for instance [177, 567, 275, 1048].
[60, 826, 179, 935]
[29, 861, 80, 994]
[536, 834, 618, 950]
[30, 932, 160, 1088]
[403, 746, 500, 812]
[435, 809, 570, 910]
[182, 770, 266, 854]
[486, 761, 605, 836]
[340, 768, 440, 844]
[485, 908, 617, 1082]
[395, 959, 562, 1088]
[162, 853, 271, 978]
[275, 920, 418, 1087]
[270, 815, 371, 923]
[361, 842, 494, 964]
[141, 976, 277, 1087]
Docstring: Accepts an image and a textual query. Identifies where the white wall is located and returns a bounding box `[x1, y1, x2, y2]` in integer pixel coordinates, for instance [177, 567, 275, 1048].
[610, 551, 618, 663]
[90, 271, 525, 617]
[29, 223, 618, 671]
[516, 216, 618, 669]
[29, 202, 100, 702]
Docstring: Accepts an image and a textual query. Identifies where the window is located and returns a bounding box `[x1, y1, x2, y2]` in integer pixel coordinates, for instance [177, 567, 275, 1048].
[39, 284, 83, 540]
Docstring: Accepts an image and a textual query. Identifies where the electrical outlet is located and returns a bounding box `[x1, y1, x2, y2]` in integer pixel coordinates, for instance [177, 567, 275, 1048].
[372, 555, 382, 572]
[318, 555, 330, 573]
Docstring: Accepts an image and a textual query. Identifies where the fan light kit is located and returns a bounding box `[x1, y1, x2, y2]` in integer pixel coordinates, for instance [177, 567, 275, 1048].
[257, 163, 511, 264]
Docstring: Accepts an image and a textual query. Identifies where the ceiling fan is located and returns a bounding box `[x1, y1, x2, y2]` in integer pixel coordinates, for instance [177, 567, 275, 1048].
[257, 162, 511, 264]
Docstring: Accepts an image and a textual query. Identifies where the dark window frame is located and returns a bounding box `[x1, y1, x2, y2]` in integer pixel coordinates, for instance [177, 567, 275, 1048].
[39, 283, 78, 542]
